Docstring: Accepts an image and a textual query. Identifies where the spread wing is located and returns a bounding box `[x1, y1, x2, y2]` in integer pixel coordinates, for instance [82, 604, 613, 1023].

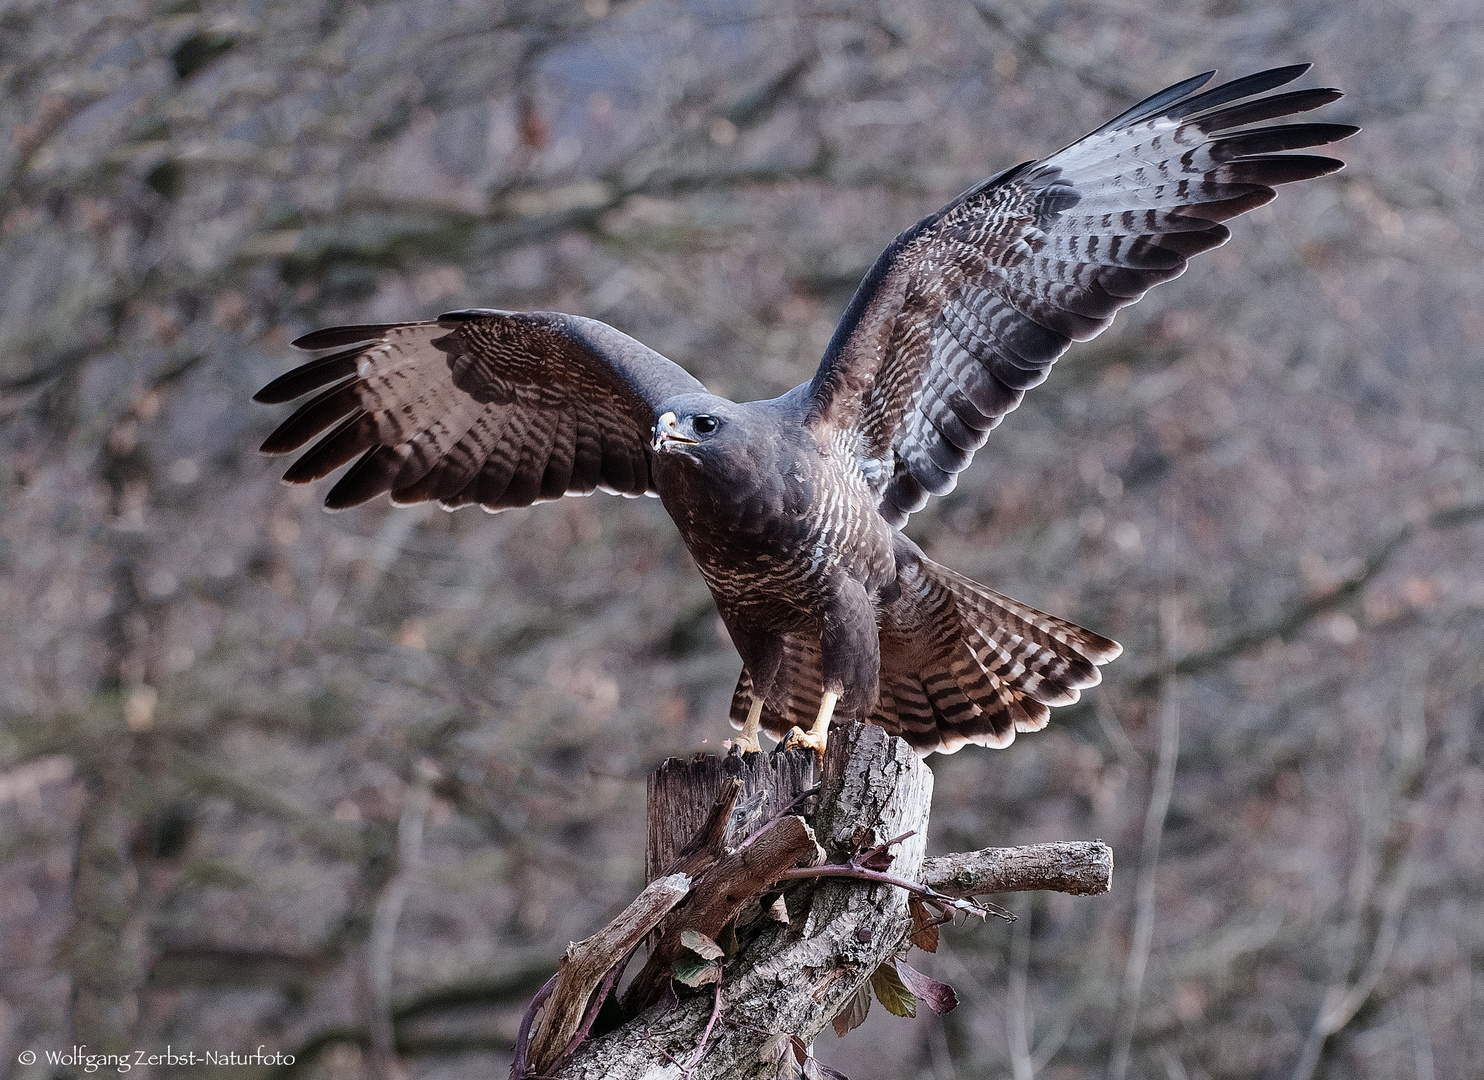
[256, 309, 708, 511]
[805, 64, 1357, 526]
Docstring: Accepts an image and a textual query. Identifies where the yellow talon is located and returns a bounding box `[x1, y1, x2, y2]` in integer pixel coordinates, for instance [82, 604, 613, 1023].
[782, 690, 838, 761]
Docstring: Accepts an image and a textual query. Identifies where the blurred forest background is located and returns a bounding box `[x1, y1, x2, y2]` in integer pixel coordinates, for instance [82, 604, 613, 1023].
[2, 1, 1481, 1078]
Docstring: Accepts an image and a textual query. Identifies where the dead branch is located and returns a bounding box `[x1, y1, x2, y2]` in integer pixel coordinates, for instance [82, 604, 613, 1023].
[624, 811, 823, 1016]
[917, 839, 1113, 898]
[523, 872, 694, 1073]
[511, 722, 1111, 1080]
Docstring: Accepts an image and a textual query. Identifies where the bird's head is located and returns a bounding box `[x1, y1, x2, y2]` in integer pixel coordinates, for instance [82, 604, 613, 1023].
[651, 395, 744, 463]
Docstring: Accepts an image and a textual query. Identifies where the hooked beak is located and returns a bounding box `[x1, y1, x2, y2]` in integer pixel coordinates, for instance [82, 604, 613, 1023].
[652, 411, 699, 453]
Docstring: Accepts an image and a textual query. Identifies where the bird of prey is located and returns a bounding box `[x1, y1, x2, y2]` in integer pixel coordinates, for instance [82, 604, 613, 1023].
[257, 65, 1353, 758]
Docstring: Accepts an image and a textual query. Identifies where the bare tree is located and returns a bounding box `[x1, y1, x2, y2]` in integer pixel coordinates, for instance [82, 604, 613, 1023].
[2, 2, 1482, 1079]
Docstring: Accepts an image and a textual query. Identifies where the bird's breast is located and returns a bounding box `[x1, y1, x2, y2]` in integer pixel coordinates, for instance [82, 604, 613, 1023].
[654, 437, 895, 615]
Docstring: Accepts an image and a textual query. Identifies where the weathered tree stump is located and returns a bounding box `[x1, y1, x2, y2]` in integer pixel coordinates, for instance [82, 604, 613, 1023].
[513, 722, 1114, 1080]
[645, 749, 818, 883]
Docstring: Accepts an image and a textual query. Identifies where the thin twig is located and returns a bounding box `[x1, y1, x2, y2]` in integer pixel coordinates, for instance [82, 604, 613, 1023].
[651, 972, 725, 1077]
[511, 975, 560, 1080]
[684, 976, 727, 1073]
[774, 863, 1000, 921]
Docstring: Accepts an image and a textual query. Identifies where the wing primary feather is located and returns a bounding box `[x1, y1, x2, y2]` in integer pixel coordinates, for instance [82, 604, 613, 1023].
[1160, 63, 1312, 122]
[1192, 87, 1344, 132]
[1209, 123, 1360, 161]
[325, 445, 405, 509]
[1217, 154, 1348, 186]
[291, 324, 412, 350]
[253, 344, 364, 403]
[1090, 70, 1216, 135]
[281, 412, 375, 483]
[260, 382, 361, 454]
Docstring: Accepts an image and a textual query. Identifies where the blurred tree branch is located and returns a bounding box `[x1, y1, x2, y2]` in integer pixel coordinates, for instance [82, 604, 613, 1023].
[1132, 501, 1484, 691]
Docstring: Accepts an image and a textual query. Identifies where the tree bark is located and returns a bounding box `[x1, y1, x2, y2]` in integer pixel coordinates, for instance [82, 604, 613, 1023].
[921, 840, 1113, 897]
[519, 723, 1115, 1080]
[553, 722, 932, 1080]
[645, 750, 818, 882]
[524, 872, 694, 1072]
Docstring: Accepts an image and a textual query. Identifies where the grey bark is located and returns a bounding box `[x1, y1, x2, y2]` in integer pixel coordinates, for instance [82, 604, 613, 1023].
[553, 723, 933, 1080]
[522, 723, 1114, 1080]
[919, 840, 1113, 897]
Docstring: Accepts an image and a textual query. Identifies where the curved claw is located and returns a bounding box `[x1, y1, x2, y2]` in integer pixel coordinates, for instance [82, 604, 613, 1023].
[783, 689, 839, 762]
[781, 725, 828, 761]
[724, 734, 762, 755]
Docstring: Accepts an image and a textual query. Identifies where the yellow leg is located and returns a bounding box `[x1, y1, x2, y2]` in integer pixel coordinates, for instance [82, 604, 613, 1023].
[784, 690, 838, 760]
[728, 695, 765, 754]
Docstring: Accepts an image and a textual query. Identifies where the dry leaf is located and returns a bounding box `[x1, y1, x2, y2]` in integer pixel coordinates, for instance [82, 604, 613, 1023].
[895, 959, 959, 1015]
[681, 928, 724, 960]
[760, 1033, 794, 1064]
[907, 896, 940, 953]
[768, 1035, 809, 1080]
[869, 960, 916, 1018]
[802, 1053, 849, 1080]
[831, 981, 871, 1037]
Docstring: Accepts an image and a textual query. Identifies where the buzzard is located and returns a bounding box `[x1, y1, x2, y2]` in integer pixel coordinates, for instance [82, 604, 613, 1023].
[258, 65, 1353, 757]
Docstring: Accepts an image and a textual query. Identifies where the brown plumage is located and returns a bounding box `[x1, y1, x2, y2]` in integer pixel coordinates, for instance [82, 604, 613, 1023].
[257, 66, 1353, 755]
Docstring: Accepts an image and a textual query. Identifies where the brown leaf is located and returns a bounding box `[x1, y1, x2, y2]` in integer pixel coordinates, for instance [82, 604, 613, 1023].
[774, 1049, 804, 1080]
[767, 893, 790, 923]
[831, 981, 871, 1037]
[895, 960, 959, 1015]
[802, 1053, 850, 1080]
[672, 955, 720, 987]
[760, 1033, 793, 1064]
[869, 960, 916, 1018]
[681, 928, 724, 960]
[907, 897, 940, 953]
[768, 1035, 809, 1080]
[858, 845, 895, 872]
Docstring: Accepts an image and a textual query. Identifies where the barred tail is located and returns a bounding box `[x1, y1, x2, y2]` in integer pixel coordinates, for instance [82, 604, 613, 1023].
[726, 545, 1121, 756]
[872, 548, 1121, 755]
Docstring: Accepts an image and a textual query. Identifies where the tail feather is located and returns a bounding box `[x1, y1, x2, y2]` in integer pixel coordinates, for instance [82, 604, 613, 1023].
[873, 551, 1120, 754]
[727, 636, 823, 740]
[726, 550, 1121, 756]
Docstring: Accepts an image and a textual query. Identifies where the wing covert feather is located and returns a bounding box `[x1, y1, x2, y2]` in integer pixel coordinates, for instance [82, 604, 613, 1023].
[257, 311, 707, 513]
[806, 65, 1355, 526]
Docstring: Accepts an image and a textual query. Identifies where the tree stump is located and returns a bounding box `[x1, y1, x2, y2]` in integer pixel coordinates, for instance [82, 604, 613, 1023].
[514, 722, 1115, 1080]
[645, 749, 819, 882]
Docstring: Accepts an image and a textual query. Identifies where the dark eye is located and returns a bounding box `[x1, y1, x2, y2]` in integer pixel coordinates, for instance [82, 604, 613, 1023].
[693, 414, 719, 435]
